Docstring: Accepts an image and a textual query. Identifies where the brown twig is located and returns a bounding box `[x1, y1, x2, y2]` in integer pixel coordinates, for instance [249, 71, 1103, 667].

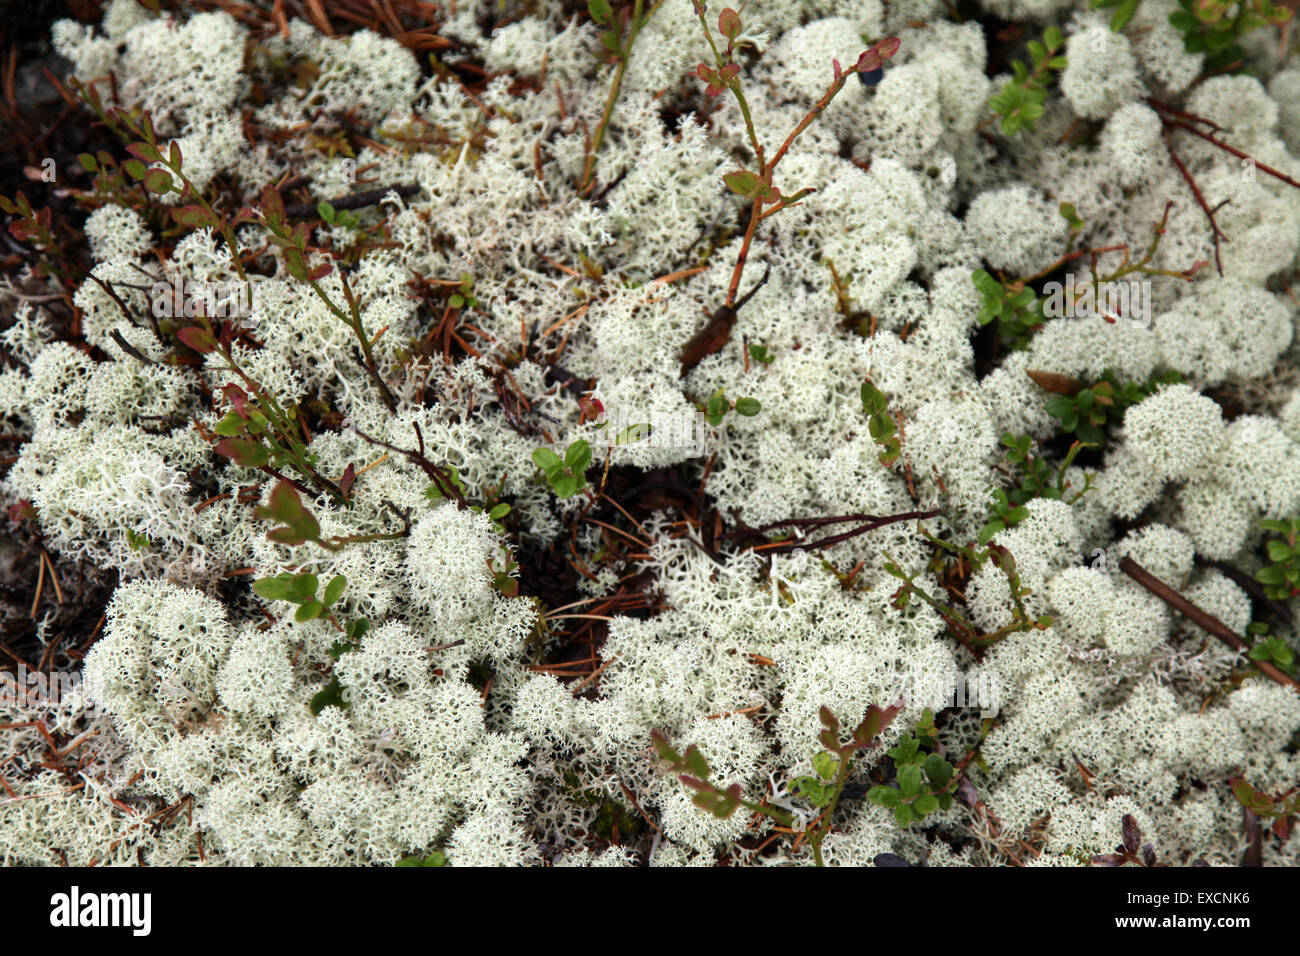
[283, 182, 420, 219]
[1119, 555, 1300, 692]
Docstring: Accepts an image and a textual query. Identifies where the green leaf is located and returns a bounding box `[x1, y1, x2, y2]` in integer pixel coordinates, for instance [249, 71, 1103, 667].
[734, 397, 761, 416]
[924, 753, 953, 790]
[309, 676, 348, 715]
[684, 746, 711, 781]
[215, 438, 269, 469]
[143, 167, 173, 195]
[552, 474, 580, 498]
[588, 0, 612, 22]
[213, 412, 247, 437]
[722, 169, 762, 198]
[323, 575, 346, 607]
[295, 599, 325, 622]
[1256, 565, 1286, 586]
[898, 763, 923, 798]
[912, 793, 940, 816]
[868, 785, 901, 808]
[894, 803, 914, 827]
[252, 574, 298, 602]
[532, 447, 563, 473]
[812, 751, 839, 782]
[565, 439, 592, 475]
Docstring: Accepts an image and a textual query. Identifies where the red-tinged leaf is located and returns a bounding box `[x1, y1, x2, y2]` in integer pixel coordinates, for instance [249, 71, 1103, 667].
[260, 185, 285, 224]
[1273, 816, 1290, 841]
[1121, 813, 1141, 855]
[169, 140, 183, 169]
[122, 158, 148, 181]
[143, 167, 173, 195]
[1026, 368, 1087, 396]
[172, 205, 218, 229]
[723, 169, 762, 198]
[221, 384, 249, 416]
[718, 7, 741, 39]
[832, 58, 843, 80]
[306, 263, 333, 281]
[818, 729, 837, 751]
[1230, 777, 1259, 808]
[176, 326, 218, 354]
[1092, 853, 1126, 867]
[856, 49, 882, 74]
[215, 438, 269, 468]
[678, 774, 710, 792]
[652, 730, 682, 765]
[853, 701, 902, 746]
[874, 36, 901, 60]
[263, 480, 304, 523]
[819, 705, 838, 730]
[267, 526, 309, 546]
[340, 463, 356, 500]
[683, 745, 710, 780]
[126, 141, 162, 164]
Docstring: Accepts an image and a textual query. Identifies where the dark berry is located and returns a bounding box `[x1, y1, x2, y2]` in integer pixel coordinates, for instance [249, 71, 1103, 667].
[858, 67, 884, 87]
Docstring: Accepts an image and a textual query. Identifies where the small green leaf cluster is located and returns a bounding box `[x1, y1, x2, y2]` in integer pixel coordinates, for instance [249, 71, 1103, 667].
[972, 269, 1041, 348]
[1169, 0, 1292, 72]
[316, 200, 361, 230]
[980, 434, 1093, 545]
[253, 571, 346, 622]
[788, 751, 844, 808]
[1045, 371, 1183, 447]
[125, 529, 153, 552]
[1059, 201, 1086, 236]
[449, 273, 478, 310]
[533, 439, 592, 498]
[988, 26, 1066, 136]
[748, 343, 774, 365]
[867, 713, 955, 828]
[704, 389, 761, 426]
[1229, 777, 1299, 840]
[860, 381, 900, 466]
[254, 481, 332, 550]
[886, 532, 1053, 647]
[249, 186, 332, 283]
[653, 703, 901, 866]
[1255, 517, 1300, 601]
[210, 382, 320, 478]
[1247, 634, 1297, 675]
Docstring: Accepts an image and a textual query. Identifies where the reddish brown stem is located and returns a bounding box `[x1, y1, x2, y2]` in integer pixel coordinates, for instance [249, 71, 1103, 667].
[1119, 555, 1300, 693]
